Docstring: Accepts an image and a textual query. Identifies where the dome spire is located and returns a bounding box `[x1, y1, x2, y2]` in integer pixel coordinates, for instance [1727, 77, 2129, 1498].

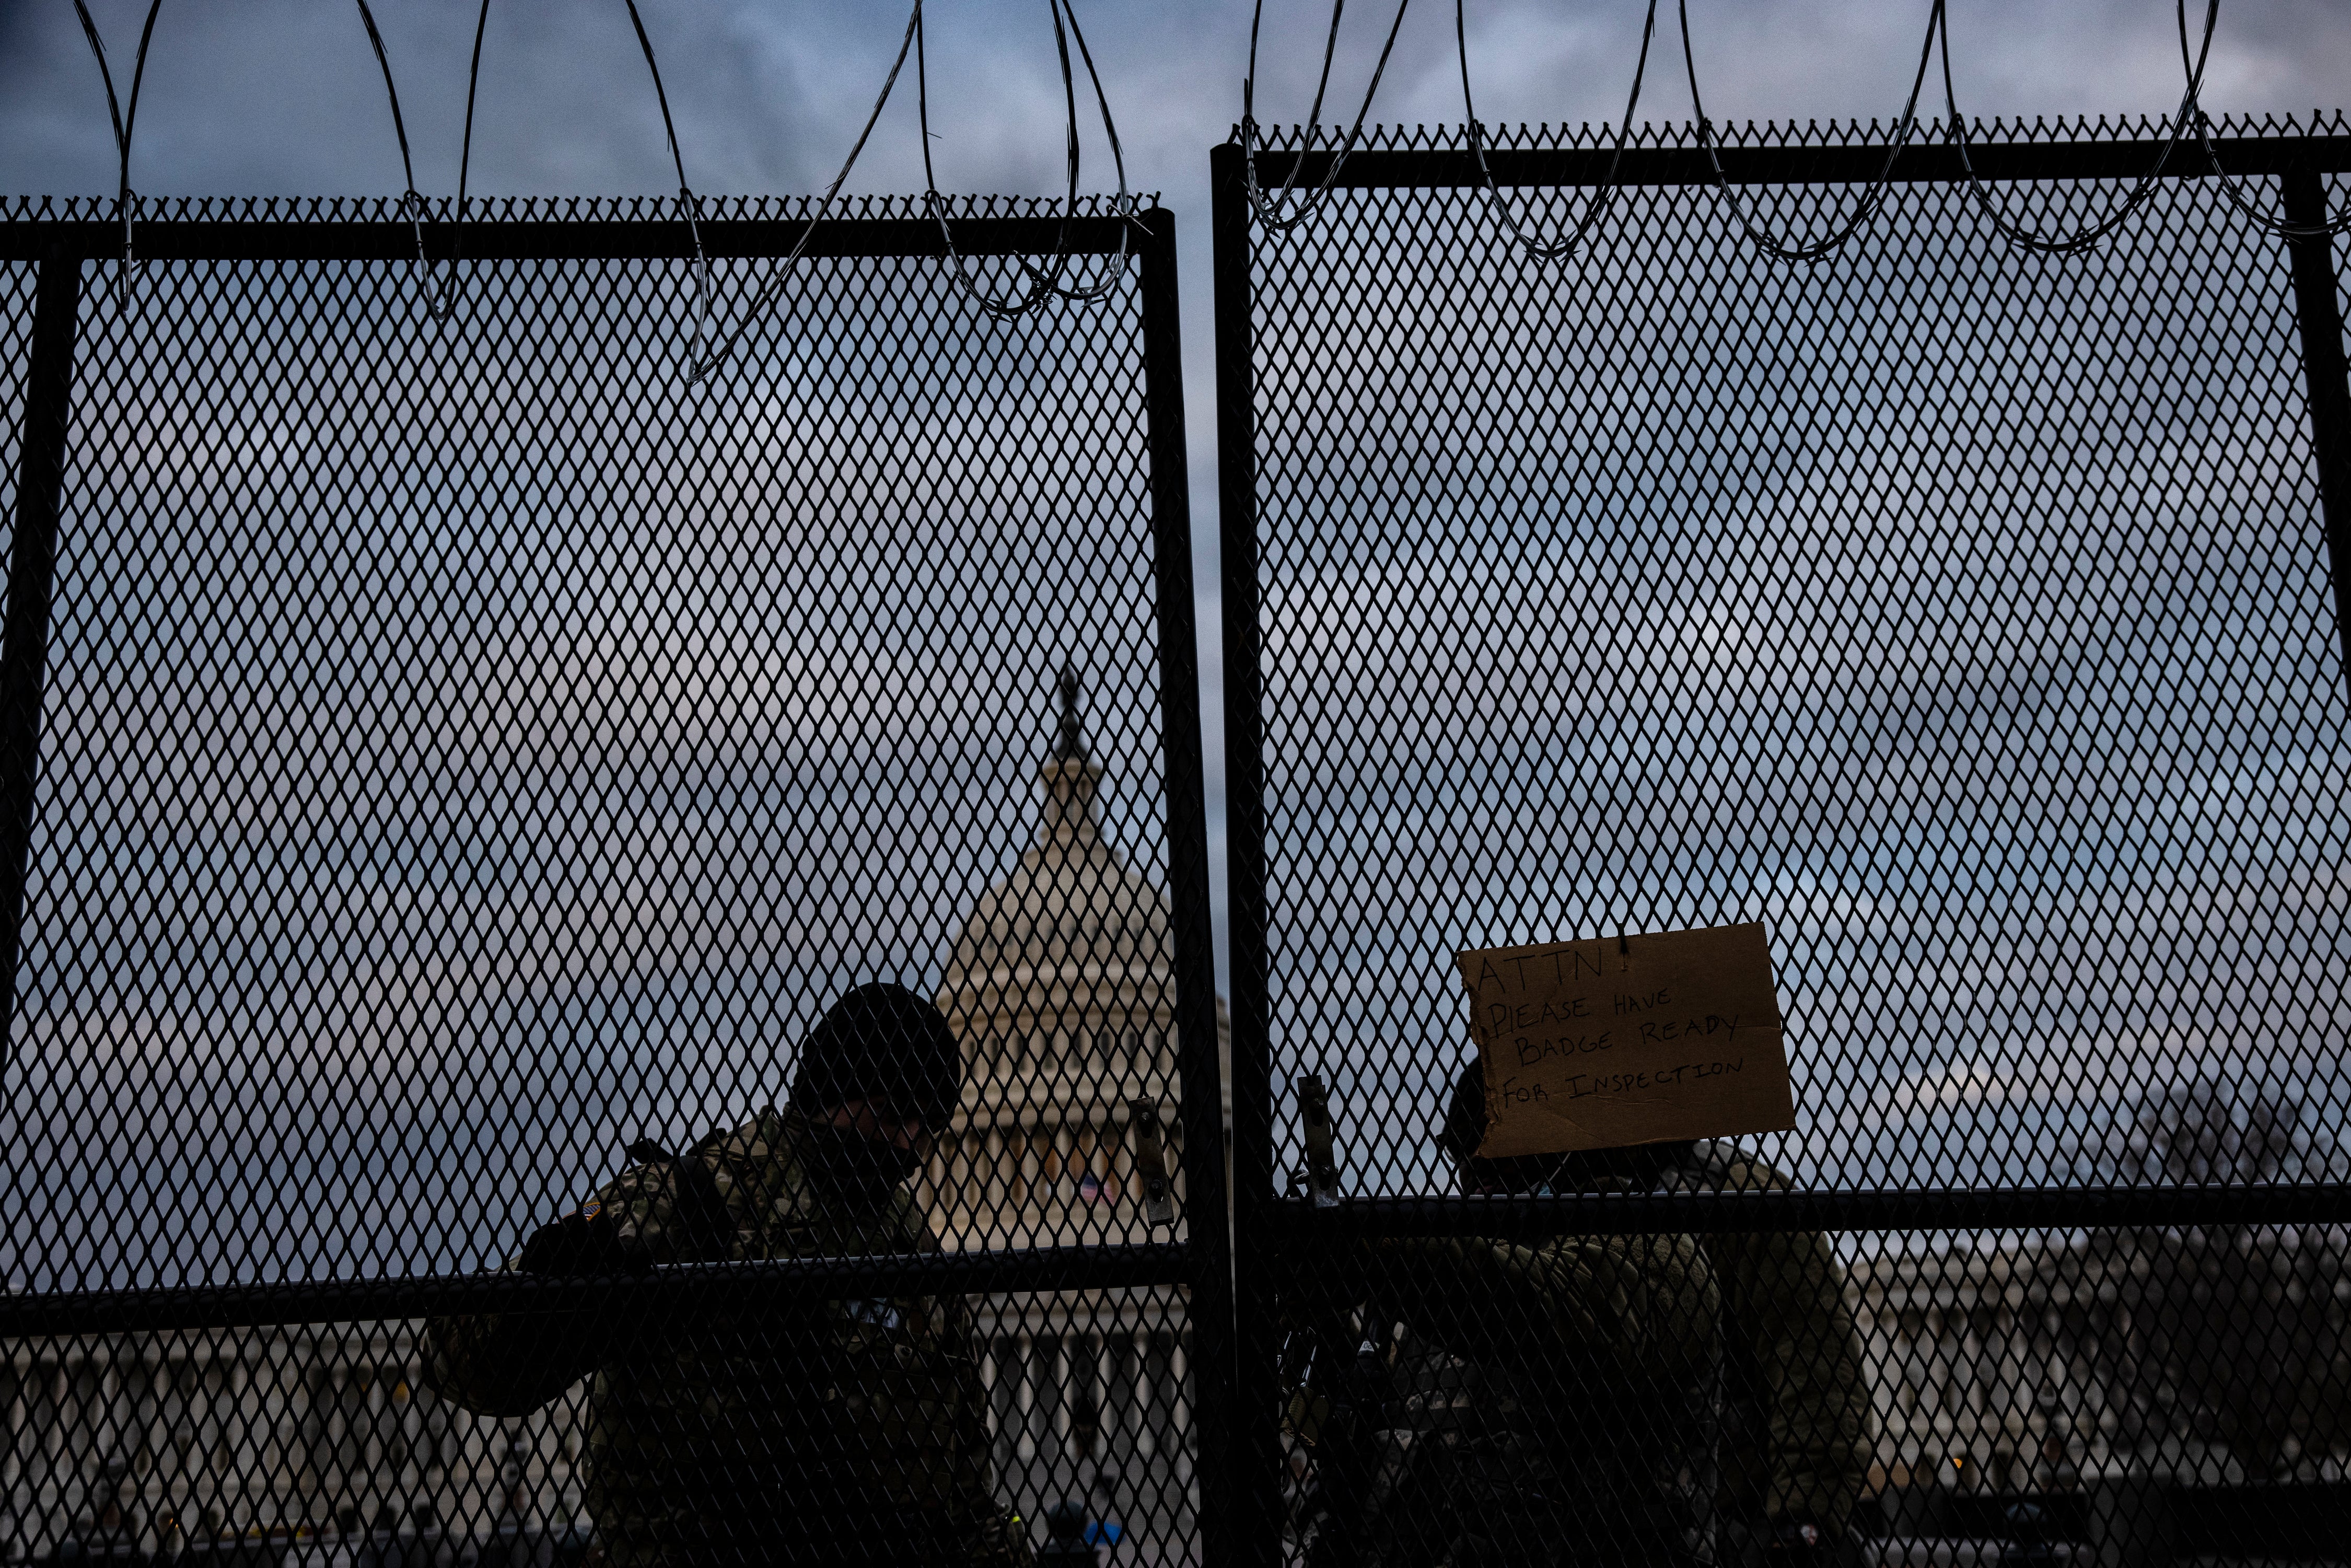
[1054, 665, 1090, 765]
[1042, 667, 1102, 845]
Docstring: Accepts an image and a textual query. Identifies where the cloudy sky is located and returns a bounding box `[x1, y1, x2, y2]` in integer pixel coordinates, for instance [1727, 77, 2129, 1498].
[4, 0, 2346, 809]
[5, 0, 2348, 515]
[9, 0, 2341, 911]
[3, 4, 2350, 1280]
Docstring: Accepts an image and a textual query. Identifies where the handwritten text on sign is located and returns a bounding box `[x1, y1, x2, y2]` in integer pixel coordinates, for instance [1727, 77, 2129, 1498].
[1454, 923, 1795, 1158]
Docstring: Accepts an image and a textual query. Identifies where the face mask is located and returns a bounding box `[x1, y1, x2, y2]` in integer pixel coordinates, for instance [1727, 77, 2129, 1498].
[800, 1121, 924, 1206]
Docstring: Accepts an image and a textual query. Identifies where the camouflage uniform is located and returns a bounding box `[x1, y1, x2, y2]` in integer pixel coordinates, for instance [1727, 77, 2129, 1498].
[1663, 1142, 1873, 1557]
[1319, 1228, 1724, 1568]
[423, 1107, 1027, 1568]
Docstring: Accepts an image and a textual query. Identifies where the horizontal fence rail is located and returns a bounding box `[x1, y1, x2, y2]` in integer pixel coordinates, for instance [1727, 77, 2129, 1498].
[0, 1245, 1198, 1337]
[1263, 1186, 2351, 1238]
[1242, 131, 2351, 189]
[0, 214, 1145, 263]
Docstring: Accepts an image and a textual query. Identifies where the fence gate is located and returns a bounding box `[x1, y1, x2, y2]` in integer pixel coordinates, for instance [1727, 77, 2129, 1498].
[1214, 118, 2351, 1564]
[0, 196, 1232, 1566]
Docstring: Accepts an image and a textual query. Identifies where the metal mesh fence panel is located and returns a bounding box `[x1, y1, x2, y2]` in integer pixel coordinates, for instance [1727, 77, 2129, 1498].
[1216, 119, 2351, 1566]
[0, 196, 1225, 1568]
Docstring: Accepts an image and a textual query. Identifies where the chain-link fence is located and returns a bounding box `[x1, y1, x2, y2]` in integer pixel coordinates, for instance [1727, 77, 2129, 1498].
[14, 109, 2351, 1568]
[1215, 117, 2351, 1566]
[0, 195, 1228, 1567]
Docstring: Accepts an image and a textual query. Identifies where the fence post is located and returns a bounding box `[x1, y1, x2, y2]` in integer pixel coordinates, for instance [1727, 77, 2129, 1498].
[1133, 205, 1241, 1568]
[2283, 171, 2351, 691]
[1210, 138, 1285, 1568]
[0, 248, 82, 1060]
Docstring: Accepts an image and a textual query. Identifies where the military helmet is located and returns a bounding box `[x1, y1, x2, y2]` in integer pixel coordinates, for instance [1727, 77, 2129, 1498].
[788, 982, 965, 1129]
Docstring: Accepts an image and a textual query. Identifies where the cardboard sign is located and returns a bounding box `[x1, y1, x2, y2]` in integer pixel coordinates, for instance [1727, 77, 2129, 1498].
[1454, 923, 1794, 1158]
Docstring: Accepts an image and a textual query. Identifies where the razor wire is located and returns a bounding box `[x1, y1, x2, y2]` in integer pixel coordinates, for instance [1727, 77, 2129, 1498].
[683, 2, 921, 385]
[66, 1, 126, 298]
[1940, 0, 2347, 248]
[622, 0, 712, 360]
[1937, 0, 2212, 254]
[354, 0, 434, 298]
[67, 0, 157, 306]
[432, 0, 709, 338]
[1457, 0, 1656, 261]
[74, 0, 440, 306]
[1261, 0, 2351, 260]
[691, 0, 1139, 381]
[1680, 0, 1940, 263]
[68, 0, 1130, 368]
[2170, 0, 2351, 238]
[1239, 0, 1415, 235]
[68, 0, 473, 314]
[916, 0, 1139, 321]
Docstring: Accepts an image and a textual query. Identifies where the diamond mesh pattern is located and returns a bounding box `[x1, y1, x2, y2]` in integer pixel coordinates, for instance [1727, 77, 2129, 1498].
[0, 196, 1212, 1565]
[0, 260, 27, 644]
[2, 1307, 1209, 1563]
[1228, 118, 2351, 1565]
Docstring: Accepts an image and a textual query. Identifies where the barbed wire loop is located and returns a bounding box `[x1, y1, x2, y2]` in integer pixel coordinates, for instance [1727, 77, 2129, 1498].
[2172, 0, 2351, 238]
[424, 0, 496, 322]
[1240, 0, 1415, 235]
[620, 0, 714, 369]
[918, 0, 1139, 321]
[1939, 2, 2204, 252]
[430, 2, 708, 340]
[352, 0, 434, 292]
[68, 0, 162, 305]
[686, 1, 923, 385]
[84, 0, 449, 306]
[68, 2, 132, 299]
[1458, 0, 1658, 261]
[1680, 0, 1939, 263]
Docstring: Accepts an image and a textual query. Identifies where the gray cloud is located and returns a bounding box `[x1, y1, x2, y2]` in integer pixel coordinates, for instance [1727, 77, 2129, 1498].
[8, 3, 2349, 201]
[2, 4, 2346, 1246]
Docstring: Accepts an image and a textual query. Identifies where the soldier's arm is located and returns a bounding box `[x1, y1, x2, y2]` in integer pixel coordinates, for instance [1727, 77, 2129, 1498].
[1710, 1227, 1875, 1530]
[420, 1303, 602, 1419]
[1371, 1230, 1716, 1369]
[939, 1296, 1035, 1568]
[420, 1157, 691, 1418]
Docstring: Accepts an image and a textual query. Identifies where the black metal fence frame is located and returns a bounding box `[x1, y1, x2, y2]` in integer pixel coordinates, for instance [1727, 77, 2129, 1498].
[1210, 130, 2351, 1563]
[11, 126, 2351, 1567]
[0, 206, 1242, 1561]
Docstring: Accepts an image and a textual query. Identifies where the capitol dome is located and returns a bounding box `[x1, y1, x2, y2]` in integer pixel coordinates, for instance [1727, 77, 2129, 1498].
[926, 672, 1191, 1248]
